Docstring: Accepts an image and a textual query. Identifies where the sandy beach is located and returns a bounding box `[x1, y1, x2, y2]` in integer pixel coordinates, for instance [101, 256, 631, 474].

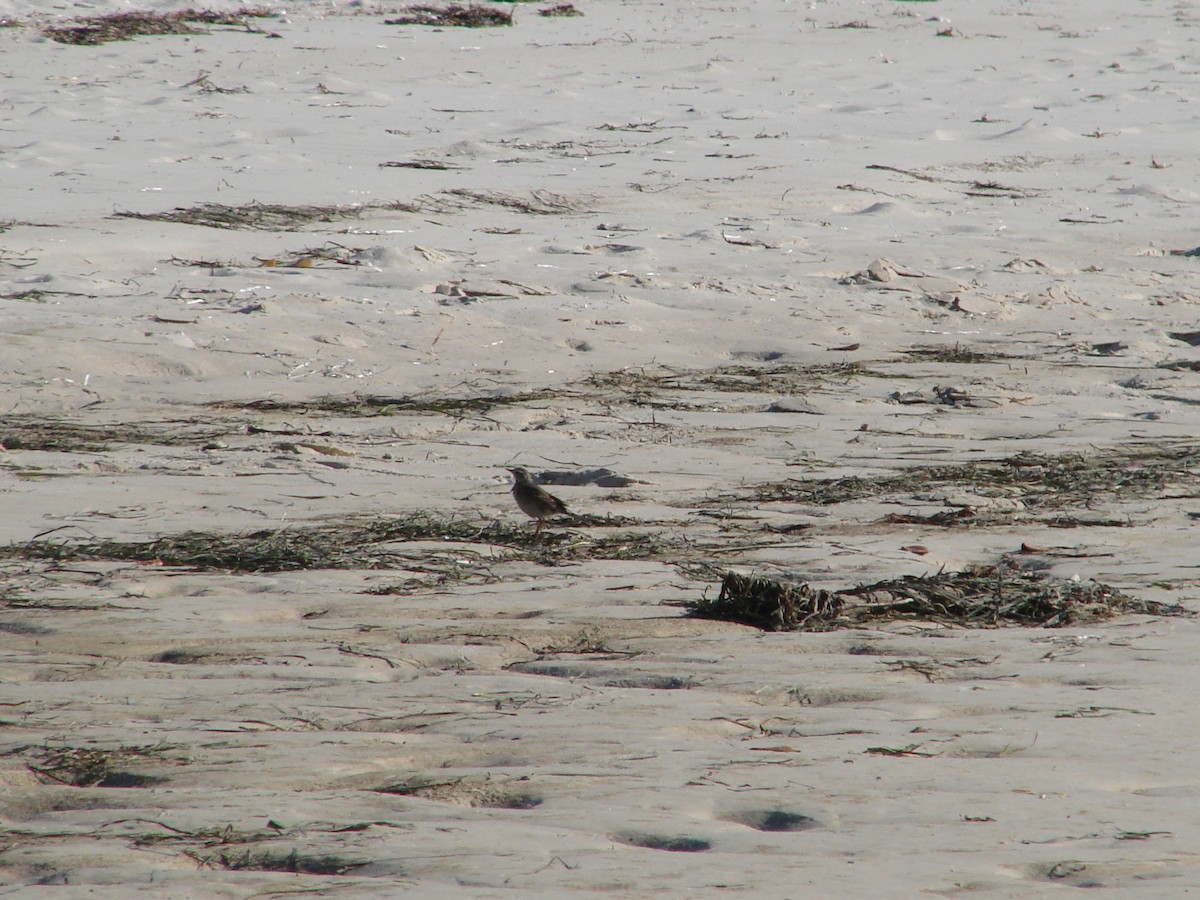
[3, 0, 1200, 894]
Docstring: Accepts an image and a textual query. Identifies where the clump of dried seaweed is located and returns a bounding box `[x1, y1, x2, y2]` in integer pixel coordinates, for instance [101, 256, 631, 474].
[189, 847, 366, 875]
[441, 188, 589, 214]
[26, 745, 178, 788]
[696, 566, 1191, 631]
[898, 344, 1019, 364]
[206, 387, 563, 417]
[113, 200, 419, 231]
[385, 5, 513, 27]
[695, 572, 842, 631]
[582, 362, 880, 411]
[0, 417, 221, 452]
[745, 444, 1200, 511]
[373, 775, 543, 809]
[1, 513, 652, 573]
[6, 518, 499, 573]
[835, 566, 1186, 628]
[43, 8, 273, 45]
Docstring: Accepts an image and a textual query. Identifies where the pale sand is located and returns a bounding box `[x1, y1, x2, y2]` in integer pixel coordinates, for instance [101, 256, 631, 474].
[2, 0, 1200, 894]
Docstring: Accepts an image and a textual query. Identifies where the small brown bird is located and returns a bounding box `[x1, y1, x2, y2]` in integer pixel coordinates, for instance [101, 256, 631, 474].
[507, 467, 568, 537]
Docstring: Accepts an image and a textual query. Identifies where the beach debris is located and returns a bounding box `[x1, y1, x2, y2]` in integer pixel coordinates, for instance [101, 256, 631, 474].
[695, 567, 1191, 632]
[2, 510, 647, 574]
[1059, 214, 1119, 225]
[696, 572, 841, 631]
[1001, 258, 1054, 272]
[0, 418, 220, 451]
[441, 187, 590, 214]
[25, 744, 176, 788]
[611, 833, 712, 853]
[721, 232, 778, 249]
[180, 70, 249, 94]
[763, 398, 823, 414]
[1157, 359, 1200, 372]
[898, 344, 1019, 364]
[385, 5, 513, 27]
[187, 848, 367, 875]
[374, 775, 543, 808]
[889, 385, 1003, 408]
[539, 4, 583, 16]
[380, 159, 464, 170]
[43, 8, 274, 45]
[839, 258, 925, 285]
[739, 443, 1200, 514]
[113, 200, 419, 231]
[866, 163, 1042, 198]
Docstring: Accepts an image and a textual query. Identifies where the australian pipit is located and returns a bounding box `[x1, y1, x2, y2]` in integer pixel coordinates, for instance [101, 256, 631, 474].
[507, 467, 568, 537]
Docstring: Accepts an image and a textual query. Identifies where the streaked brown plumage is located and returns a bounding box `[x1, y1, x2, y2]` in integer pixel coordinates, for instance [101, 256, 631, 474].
[507, 467, 568, 536]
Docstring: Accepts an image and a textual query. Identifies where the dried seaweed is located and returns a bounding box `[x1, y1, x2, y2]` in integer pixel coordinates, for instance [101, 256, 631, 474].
[44, 8, 273, 45]
[898, 344, 1019, 364]
[1, 513, 653, 573]
[113, 200, 418, 231]
[373, 776, 542, 808]
[380, 159, 463, 170]
[5, 519, 472, 573]
[0, 418, 221, 452]
[442, 187, 589, 214]
[0, 290, 76, 302]
[696, 566, 1191, 632]
[206, 387, 563, 416]
[836, 567, 1179, 628]
[191, 848, 366, 875]
[745, 445, 1200, 511]
[586, 362, 878, 406]
[695, 572, 842, 631]
[26, 745, 180, 788]
[612, 833, 711, 852]
[385, 5, 513, 27]
[118, 193, 582, 227]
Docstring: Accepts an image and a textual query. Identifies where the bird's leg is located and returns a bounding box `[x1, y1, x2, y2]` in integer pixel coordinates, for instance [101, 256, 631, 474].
[534, 519, 543, 539]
